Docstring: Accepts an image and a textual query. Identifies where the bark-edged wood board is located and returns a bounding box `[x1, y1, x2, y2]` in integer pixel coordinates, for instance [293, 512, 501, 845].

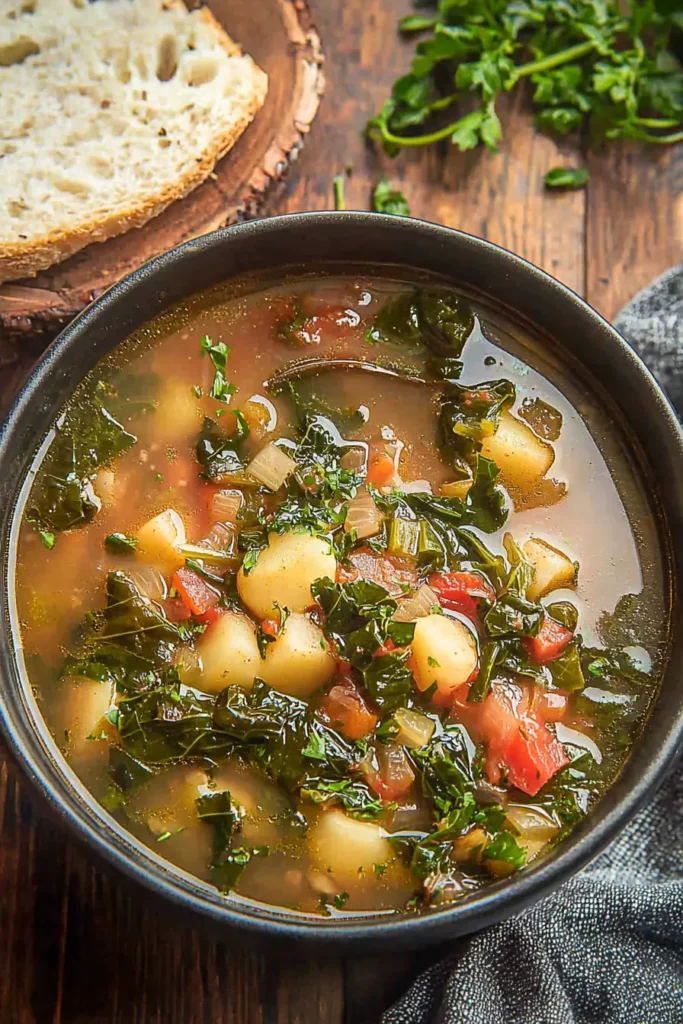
[0, 0, 324, 342]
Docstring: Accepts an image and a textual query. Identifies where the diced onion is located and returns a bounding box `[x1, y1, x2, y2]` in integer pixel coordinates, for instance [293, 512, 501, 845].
[246, 442, 297, 491]
[175, 646, 202, 686]
[340, 447, 367, 473]
[393, 584, 439, 622]
[211, 489, 243, 524]
[344, 489, 384, 539]
[452, 827, 487, 864]
[505, 804, 559, 841]
[203, 522, 237, 555]
[441, 478, 473, 499]
[393, 708, 435, 749]
[401, 480, 433, 494]
[126, 567, 167, 602]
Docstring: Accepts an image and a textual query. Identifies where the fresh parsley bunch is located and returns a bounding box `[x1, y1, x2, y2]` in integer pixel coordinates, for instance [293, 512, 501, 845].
[367, 0, 683, 155]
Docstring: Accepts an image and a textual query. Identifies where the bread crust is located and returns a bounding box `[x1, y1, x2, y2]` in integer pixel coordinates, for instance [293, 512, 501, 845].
[0, 6, 267, 283]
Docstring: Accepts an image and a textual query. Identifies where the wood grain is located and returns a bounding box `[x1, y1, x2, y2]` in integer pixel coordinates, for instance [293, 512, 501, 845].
[586, 143, 683, 321]
[0, 0, 324, 342]
[0, 0, 681, 1021]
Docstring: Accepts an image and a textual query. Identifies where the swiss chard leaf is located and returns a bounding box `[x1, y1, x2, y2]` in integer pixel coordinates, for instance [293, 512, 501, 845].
[300, 777, 384, 819]
[484, 592, 544, 639]
[195, 790, 267, 893]
[66, 571, 181, 684]
[196, 414, 249, 481]
[117, 682, 234, 764]
[361, 649, 415, 711]
[213, 681, 358, 791]
[367, 290, 475, 356]
[28, 396, 137, 533]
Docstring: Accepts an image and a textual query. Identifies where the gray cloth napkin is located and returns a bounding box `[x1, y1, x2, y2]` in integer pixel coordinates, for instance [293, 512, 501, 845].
[384, 266, 683, 1024]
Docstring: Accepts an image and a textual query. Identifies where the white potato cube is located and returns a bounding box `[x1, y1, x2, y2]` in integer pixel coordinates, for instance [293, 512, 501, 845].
[153, 379, 203, 442]
[309, 810, 394, 882]
[193, 611, 260, 694]
[258, 612, 335, 698]
[237, 530, 337, 619]
[480, 410, 554, 490]
[523, 536, 577, 601]
[57, 675, 115, 759]
[410, 613, 478, 700]
[135, 508, 186, 573]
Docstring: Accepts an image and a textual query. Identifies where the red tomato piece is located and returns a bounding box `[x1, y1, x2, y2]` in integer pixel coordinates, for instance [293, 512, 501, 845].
[366, 451, 397, 488]
[261, 617, 280, 638]
[523, 616, 573, 664]
[452, 680, 569, 797]
[365, 744, 416, 802]
[197, 605, 225, 627]
[337, 548, 417, 597]
[429, 571, 496, 619]
[172, 567, 219, 617]
[164, 597, 193, 622]
[319, 679, 378, 741]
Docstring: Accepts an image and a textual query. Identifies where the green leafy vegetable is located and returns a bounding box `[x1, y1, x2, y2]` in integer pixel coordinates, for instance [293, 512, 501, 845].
[361, 649, 415, 711]
[39, 530, 55, 549]
[301, 777, 384, 819]
[196, 413, 249, 481]
[200, 336, 237, 404]
[484, 593, 544, 639]
[483, 829, 526, 870]
[104, 532, 138, 555]
[27, 389, 137, 533]
[368, 289, 474, 356]
[544, 166, 590, 189]
[213, 680, 358, 791]
[372, 180, 411, 216]
[368, 2, 683, 158]
[196, 790, 267, 893]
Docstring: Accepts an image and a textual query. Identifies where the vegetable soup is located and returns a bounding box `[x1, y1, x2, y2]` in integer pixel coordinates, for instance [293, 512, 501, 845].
[14, 273, 669, 916]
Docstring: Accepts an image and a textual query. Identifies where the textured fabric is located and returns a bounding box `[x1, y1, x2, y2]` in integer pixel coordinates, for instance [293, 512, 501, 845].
[384, 267, 683, 1024]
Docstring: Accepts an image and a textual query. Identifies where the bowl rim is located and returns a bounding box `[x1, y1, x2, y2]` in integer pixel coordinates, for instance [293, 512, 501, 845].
[1, 210, 682, 949]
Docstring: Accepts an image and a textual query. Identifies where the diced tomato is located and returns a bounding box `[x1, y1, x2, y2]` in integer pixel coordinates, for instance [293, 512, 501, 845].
[337, 548, 417, 597]
[164, 597, 193, 622]
[172, 567, 220, 617]
[197, 605, 225, 627]
[366, 451, 397, 488]
[523, 616, 573, 664]
[261, 617, 280, 638]
[319, 678, 378, 741]
[451, 680, 569, 797]
[429, 571, 496, 620]
[365, 744, 416, 802]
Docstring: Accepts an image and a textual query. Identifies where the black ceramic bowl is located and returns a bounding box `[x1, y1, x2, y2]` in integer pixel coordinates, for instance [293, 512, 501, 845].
[1, 213, 682, 951]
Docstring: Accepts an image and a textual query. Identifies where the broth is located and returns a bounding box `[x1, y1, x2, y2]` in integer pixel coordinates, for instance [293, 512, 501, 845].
[14, 273, 669, 916]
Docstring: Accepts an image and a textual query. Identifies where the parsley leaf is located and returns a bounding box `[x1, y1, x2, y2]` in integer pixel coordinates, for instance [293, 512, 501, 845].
[544, 166, 590, 189]
[200, 335, 238, 404]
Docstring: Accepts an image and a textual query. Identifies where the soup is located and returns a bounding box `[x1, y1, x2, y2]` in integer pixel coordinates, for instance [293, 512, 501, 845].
[14, 273, 669, 916]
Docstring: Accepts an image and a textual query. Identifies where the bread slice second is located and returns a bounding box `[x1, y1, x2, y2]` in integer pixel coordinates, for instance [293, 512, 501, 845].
[0, 0, 268, 284]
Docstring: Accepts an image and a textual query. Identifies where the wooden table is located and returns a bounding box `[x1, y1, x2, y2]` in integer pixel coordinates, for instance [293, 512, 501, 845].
[1, 2, 681, 1021]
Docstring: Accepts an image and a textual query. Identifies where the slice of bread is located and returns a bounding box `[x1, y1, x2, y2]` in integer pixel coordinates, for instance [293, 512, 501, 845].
[0, 0, 267, 284]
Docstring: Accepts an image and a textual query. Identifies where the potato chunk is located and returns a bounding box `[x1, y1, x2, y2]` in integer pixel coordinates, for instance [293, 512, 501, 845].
[409, 613, 478, 700]
[480, 410, 554, 491]
[192, 611, 260, 694]
[237, 531, 336, 619]
[56, 675, 115, 760]
[153, 379, 203, 442]
[135, 508, 186, 573]
[258, 613, 335, 698]
[523, 536, 577, 601]
[309, 810, 394, 882]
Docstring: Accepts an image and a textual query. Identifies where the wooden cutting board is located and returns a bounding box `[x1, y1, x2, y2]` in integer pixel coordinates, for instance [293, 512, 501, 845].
[0, 0, 324, 342]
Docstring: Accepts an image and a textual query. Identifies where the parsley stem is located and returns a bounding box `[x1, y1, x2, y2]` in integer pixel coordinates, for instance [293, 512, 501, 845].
[333, 175, 345, 210]
[632, 116, 683, 130]
[514, 40, 596, 80]
[633, 128, 683, 143]
[372, 117, 472, 148]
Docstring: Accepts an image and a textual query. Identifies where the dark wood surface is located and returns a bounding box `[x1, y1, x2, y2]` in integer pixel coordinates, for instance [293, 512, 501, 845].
[1, 2, 681, 1021]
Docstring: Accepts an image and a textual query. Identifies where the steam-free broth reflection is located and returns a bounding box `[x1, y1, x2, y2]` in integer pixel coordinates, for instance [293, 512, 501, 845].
[15, 274, 668, 915]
